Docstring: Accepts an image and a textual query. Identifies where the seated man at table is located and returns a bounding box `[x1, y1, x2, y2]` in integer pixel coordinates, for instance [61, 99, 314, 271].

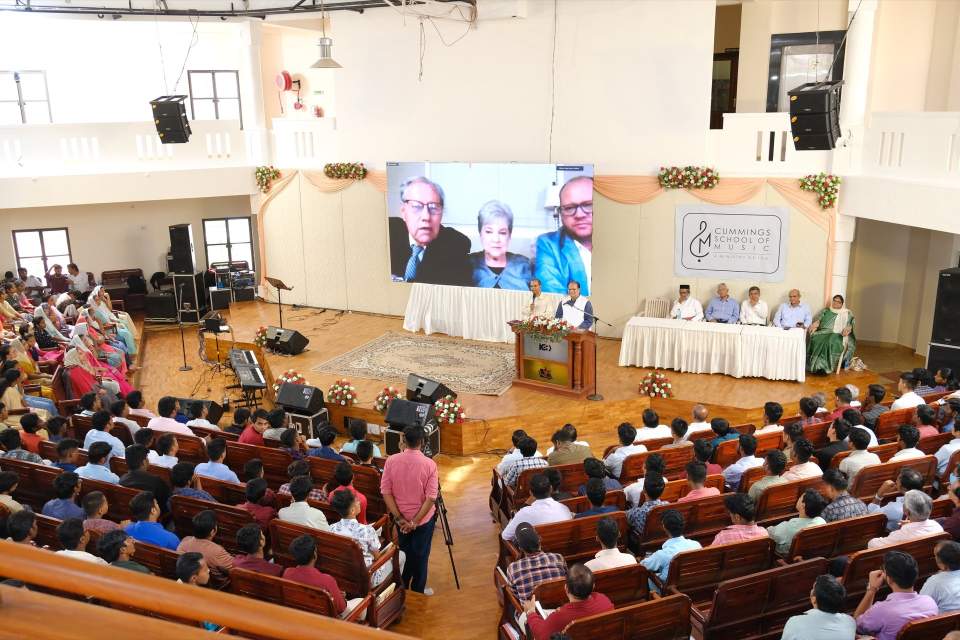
[705, 283, 739, 324]
[670, 284, 703, 321]
[773, 289, 812, 330]
[554, 280, 593, 330]
[740, 286, 768, 326]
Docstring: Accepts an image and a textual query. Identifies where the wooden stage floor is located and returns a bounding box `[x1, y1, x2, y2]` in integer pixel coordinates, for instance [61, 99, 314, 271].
[136, 301, 922, 639]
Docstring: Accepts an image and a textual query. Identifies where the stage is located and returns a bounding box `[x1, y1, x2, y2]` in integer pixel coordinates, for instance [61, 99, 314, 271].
[137, 300, 923, 455]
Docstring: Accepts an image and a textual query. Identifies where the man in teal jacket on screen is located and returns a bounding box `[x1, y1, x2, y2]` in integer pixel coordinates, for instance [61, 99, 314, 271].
[535, 176, 594, 296]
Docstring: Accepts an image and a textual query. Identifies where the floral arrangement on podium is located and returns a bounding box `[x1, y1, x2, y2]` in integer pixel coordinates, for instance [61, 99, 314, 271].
[434, 394, 465, 424]
[323, 162, 367, 180]
[658, 166, 719, 190]
[255, 166, 281, 193]
[374, 386, 403, 415]
[253, 326, 268, 348]
[328, 378, 358, 406]
[273, 369, 308, 393]
[510, 315, 572, 343]
[638, 371, 673, 398]
[799, 172, 841, 209]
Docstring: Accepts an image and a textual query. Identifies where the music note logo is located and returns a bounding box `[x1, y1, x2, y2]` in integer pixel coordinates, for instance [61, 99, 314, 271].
[689, 220, 711, 262]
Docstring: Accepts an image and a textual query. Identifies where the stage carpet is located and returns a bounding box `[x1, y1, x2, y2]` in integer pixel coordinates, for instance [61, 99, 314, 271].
[311, 331, 515, 396]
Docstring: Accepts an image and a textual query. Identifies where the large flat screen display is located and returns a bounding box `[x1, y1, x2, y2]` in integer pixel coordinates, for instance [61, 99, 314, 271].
[386, 162, 595, 295]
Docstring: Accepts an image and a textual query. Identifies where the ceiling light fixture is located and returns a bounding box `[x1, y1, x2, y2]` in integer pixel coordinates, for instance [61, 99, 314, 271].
[311, 0, 342, 69]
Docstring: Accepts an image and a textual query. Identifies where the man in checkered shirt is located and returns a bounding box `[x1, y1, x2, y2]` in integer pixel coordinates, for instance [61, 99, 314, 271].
[821, 468, 869, 522]
[504, 437, 548, 487]
[277, 459, 328, 502]
[506, 522, 568, 602]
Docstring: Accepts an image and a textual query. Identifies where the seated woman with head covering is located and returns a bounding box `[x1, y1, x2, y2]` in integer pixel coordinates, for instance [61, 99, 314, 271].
[0, 365, 55, 420]
[807, 294, 856, 375]
[78, 309, 133, 367]
[468, 200, 533, 291]
[90, 286, 138, 343]
[35, 300, 72, 343]
[9, 334, 54, 392]
[63, 347, 122, 397]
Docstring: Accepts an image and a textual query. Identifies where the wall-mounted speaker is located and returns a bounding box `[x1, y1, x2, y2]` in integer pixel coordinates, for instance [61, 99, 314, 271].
[789, 81, 842, 151]
[151, 95, 191, 144]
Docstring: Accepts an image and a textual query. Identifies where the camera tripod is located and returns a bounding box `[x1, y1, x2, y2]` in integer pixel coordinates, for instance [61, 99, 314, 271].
[435, 485, 460, 590]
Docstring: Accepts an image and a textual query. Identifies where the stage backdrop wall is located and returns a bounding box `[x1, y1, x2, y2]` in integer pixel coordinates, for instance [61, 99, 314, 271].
[260, 175, 830, 338]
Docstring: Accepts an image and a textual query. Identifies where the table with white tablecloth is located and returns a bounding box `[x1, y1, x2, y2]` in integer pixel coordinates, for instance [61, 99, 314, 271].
[402, 283, 564, 343]
[618, 317, 807, 382]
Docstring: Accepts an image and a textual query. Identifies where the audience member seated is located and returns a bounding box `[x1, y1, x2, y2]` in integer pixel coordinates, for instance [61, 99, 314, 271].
[826, 387, 856, 422]
[42, 471, 84, 519]
[170, 461, 216, 510]
[283, 534, 357, 617]
[133, 427, 155, 451]
[940, 399, 960, 434]
[523, 564, 613, 640]
[821, 469, 868, 523]
[916, 405, 940, 440]
[241, 459, 278, 509]
[633, 408, 671, 443]
[240, 478, 277, 528]
[816, 419, 852, 469]
[0, 471, 23, 513]
[709, 417, 739, 449]
[781, 574, 855, 640]
[18, 413, 44, 455]
[325, 461, 367, 524]
[782, 438, 822, 481]
[237, 409, 268, 446]
[341, 417, 383, 459]
[44, 417, 68, 445]
[6, 509, 37, 545]
[797, 396, 821, 426]
[110, 399, 140, 439]
[862, 384, 890, 429]
[867, 490, 943, 548]
[839, 426, 879, 480]
[722, 434, 763, 490]
[77, 442, 120, 483]
[98, 529, 151, 574]
[892, 372, 926, 410]
[261, 409, 288, 442]
[547, 428, 594, 466]
[177, 509, 235, 579]
[225, 408, 251, 436]
[279, 428, 308, 461]
[82, 490, 119, 534]
[233, 523, 283, 577]
[545, 424, 590, 457]
[580, 516, 635, 572]
[53, 439, 80, 473]
[711, 493, 768, 546]
[120, 444, 171, 513]
[767, 488, 828, 556]
[195, 437, 240, 483]
[624, 453, 667, 507]
[82, 410, 126, 460]
[278, 475, 329, 531]
[55, 517, 107, 565]
[748, 449, 789, 500]
[125, 490, 179, 551]
[677, 461, 720, 502]
[755, 401, 784, 434]
[150, 433, 179, 468]
[544, 468, 573, 501]
[504, 436, 548, 487]
[307, 426, 346, 461]
[146, 396, 195, 436]
[640, 509, 700, 587]
[574, 478, 618, 519]
[329, 488, 399, 586]
[854, 550, 938, 640]
[76, 391, 100, 417]
[278, 460, 325, 502]
[686, 404, 712, 439]
[0, 429, 43, 464]
[506, 521, 568, 602]
[868, 468, 925, 533]
[175, 553, 213, 610]
[578, 457, 621, 494]
[354, 441, 380, 474]
[920, 540, 960, 613]
[185, 402, 215, 430]
[602, 422, 645, 479]
[626, 473, 667, 537]
[501, 473, 573, 541]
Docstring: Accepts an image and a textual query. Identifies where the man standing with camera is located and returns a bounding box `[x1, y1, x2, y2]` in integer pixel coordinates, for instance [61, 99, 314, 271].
[381, 426, 440, 595]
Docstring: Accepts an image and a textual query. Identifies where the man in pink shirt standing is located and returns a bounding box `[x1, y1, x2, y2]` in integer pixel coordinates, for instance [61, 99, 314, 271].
[146, 396, 195, 436]
[381, 426, 439, 595]
[711, 493, 769, 546]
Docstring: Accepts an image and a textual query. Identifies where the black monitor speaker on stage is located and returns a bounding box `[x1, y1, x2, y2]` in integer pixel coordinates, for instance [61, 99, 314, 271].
[406, 373, 455, 404]
[264, 326, 309, 355]
[384, 399, 439, 456]
[276, 382, 324, 415]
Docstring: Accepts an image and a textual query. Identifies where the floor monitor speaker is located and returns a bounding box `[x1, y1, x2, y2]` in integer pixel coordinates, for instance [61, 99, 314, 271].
[405, 373, 456, 404]
[264, 326, 309, 355]
[276, 382, 324, 414]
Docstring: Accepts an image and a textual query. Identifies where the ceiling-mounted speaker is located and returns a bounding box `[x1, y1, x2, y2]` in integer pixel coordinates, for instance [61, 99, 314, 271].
[789, 81, 842, 150]
[151, 95, 191, 144]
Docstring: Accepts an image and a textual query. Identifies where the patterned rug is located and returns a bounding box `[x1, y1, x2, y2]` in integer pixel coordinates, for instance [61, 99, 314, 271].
[311, 331, 516, 396]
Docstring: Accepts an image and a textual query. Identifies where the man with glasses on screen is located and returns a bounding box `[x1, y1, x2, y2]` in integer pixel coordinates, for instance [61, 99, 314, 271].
[535, 176, 594, 296]
[389, 176, 472, 287]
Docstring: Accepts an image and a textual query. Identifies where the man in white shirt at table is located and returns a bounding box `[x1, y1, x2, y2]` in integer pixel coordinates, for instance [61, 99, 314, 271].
[670, 284, 703, 321]
[740, 286, 768, 326]
[555, 280, 594, 330]
[526, 278, 554, 319]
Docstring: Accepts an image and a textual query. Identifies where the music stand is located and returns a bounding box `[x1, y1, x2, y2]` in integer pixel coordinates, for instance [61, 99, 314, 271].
[264, 277, 292, 328]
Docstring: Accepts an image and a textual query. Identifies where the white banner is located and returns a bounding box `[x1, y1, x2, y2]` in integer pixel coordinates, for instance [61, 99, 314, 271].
[674, 204, 789, 282]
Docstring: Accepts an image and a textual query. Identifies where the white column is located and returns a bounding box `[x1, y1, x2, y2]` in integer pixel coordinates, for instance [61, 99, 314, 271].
[239, 20, 269, 167]
[834, 0, 879, 174]
[831, 213, 857, 298]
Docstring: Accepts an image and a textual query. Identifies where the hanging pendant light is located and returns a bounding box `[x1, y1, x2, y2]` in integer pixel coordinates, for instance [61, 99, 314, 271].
[311, 0, 341, 69]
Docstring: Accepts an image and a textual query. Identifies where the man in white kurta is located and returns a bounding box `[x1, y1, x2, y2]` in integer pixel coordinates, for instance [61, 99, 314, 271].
[526, 278, 555, 319]
[740, 286, 769, 325]
[554, 280, 594, 330]
[670, 284, 703, 321]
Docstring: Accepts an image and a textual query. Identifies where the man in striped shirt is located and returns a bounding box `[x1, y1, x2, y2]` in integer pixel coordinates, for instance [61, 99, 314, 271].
[506, 522, 567, 602]
[504, 437, 548, 487]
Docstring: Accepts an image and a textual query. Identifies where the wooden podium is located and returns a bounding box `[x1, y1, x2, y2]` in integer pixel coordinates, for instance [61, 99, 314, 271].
[510, 323, 596, 399]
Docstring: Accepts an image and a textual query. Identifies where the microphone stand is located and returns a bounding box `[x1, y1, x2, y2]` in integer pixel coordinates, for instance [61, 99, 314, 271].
[570, 304, 613, 402]
[176, 283, 192, 372]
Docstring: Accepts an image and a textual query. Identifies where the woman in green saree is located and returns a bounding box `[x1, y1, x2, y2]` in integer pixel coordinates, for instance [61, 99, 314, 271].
[807, 294, 855, 375]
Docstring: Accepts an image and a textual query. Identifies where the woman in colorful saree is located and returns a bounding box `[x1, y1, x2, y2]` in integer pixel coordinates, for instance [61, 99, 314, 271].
[806, 294, 856, 375]
[68, 330, 131, 396]
[63, 347, 122, 397]
[88, 286, 138, 352]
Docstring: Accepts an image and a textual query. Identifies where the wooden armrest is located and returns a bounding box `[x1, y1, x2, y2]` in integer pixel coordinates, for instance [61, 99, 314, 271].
[23, 384, 40, 394]
[690, 605, 709, 624]
[37, 362, 56, 374]
[368, 542, 396, 574]
[648, 572, 666, 591]
[343, 593, 373, 624]
[112, 300, 125, 311]
[372, 514, 390, 532]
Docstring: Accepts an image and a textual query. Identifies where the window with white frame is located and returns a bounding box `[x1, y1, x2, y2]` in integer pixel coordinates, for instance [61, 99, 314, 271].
[0, 71, 52, 125]
[12, 228, 71, 278]
[203, 217, 254, 269]
[187, 70, 242, 129]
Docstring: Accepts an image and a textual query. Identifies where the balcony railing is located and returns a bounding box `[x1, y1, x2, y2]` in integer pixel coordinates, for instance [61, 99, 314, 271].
[270, 117, 338, 169]
[707, 112, 833, 176]
[861, 112, 960, 184]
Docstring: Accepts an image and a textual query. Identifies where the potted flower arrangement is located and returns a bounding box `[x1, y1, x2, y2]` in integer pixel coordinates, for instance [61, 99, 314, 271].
[374, 386, 402, 415]
[799, 172, 841, 209]
[511, 315, 572, 343]
[273, 369, 308, 393]
[253, 326, 268, 348]
[328, 378, 358, 406]
[434, 394, 465, 424]
[638, 371, 673, 398]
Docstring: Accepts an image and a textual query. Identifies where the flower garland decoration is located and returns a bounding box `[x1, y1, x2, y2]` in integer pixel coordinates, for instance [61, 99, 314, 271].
[658, 166, 719, 190]
[328, 378, 358, 406]
[273, 369, 308, 393]
[252, 326, 268, 348]
[374, 386, 403, 415]
[434, 394, 465, 424]
[799, 172, 841, 209]
[323, 162, 367, 180]
[255, 166, 281, 194]
[638, 370, 673, 399]
[510, 315, 572, 343]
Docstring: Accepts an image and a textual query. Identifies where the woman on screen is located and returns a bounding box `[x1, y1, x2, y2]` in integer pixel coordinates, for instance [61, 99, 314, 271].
[469, 200, 532, 290]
